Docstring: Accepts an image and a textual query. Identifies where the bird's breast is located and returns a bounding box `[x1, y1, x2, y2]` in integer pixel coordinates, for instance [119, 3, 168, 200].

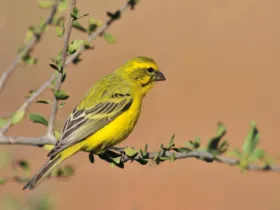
[83, 95, 142, 153]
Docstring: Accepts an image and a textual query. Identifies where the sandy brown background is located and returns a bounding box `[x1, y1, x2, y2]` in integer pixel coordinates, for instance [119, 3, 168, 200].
[0, 0, 280, 209]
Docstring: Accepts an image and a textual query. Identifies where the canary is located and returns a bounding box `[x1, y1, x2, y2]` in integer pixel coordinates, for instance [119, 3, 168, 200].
[23, 56, 166, 190]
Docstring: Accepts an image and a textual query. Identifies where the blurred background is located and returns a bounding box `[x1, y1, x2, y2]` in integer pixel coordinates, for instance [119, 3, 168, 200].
[0, 0, 280, 209]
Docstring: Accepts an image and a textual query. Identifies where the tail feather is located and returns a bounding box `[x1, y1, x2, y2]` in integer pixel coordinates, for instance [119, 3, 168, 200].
[23, 156, 62, 190]
[23, 142, 83, 190]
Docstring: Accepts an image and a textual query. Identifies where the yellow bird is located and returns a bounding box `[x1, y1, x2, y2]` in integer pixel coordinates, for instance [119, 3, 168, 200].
[23, 56, 166, 190]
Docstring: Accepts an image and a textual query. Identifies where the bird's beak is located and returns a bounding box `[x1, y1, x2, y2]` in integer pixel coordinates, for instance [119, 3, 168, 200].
[154, 71, 166, 81]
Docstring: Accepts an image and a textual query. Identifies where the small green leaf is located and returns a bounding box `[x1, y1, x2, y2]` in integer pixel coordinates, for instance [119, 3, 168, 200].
[173, 147, 191, 153]
[242, 121, 260, 155]
[29, 113, 48, 126]
[52, 51, 63, 72]
[36, 100, 52, 104]
[251, 148, 265, 160]
[193, 136, 201, 149]
[110, 157, 121, 164]
[38, 18, 45, 30]
[88, 18, 101, 34]
[61, 72, 67, 83]
[0, 118, 7, 128]
[52, 16, 62, 26]
[216, 122, 226, 136]
[55, 51, 63, 64]
[143, 144, 148, 156]
[53, 167, 63, 177]
[56, 26, 64, 37]
[31, 25, 42, 35]
[71, 6, 79, 20]
[68, 39, 85, 54]
[49, 63, 59, 71]
[22, 54, 37, 65]
[12, 110, 25, 125]
[239, 158, 249, 170]
[171, 152, 176, 161]
[110, 162, 116, 167]
[166, 134, 175, 150]
[184, 141, 195, 150]
[73, 21, 87, 32]
[61, 165, 75, 176]
[50, 76, 57, 90]
[54, 90, 69, 100]
[107, 11, 121, 20]
[124, 147, 137, 157]
[153, 152, 160, 161]
[58, 0, 67, 12]
[228, 149, 242, 159]
[56, 18, 64, 37]
[72, 53, 82, 64]
[59, 102, 66, 109]
[25, 89, 36, 98]
[73, 6, 78, 15]
[103, 32, 116, 44]
[17, 160, 30, 172]
[207, 122, 227, 154]
[184, 137, 200, 150]
[136, 159, 148, 165]
[54, 165, 74, 177]
[37, 0, 53, 9]
[0, 178, 6, 185]
[83, 41, 92, 49]
[24, 29, 34, 44]
[218, 140, 229, 154]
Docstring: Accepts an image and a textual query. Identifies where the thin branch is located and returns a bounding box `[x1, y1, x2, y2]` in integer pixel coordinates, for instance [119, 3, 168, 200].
[0, 0, 138, 135]
[216, 156, 280, 172]
[46, 0, 76, 137]
[0, 75, 55, 134]
[0, 135, 279, 173]
[0, 0, 60, 92]
[0, 135, 54, 146]
[106, 149, 280, 173]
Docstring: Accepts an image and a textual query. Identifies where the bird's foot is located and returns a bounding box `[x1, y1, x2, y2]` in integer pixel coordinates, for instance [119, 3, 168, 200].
[105, 146, 137, 163]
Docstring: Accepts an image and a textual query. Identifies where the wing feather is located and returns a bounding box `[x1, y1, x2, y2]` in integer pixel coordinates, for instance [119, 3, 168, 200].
[48, 84, 133, 158]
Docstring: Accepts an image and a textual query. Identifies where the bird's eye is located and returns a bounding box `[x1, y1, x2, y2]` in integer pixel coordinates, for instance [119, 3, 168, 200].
[147, 68, 154, 73]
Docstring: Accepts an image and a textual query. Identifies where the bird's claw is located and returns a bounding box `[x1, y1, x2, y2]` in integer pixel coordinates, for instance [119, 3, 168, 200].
[106, 146, 140, 163]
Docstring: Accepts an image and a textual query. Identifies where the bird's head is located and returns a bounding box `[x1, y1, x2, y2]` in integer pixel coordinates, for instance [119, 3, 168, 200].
[117, 56, 166, 95]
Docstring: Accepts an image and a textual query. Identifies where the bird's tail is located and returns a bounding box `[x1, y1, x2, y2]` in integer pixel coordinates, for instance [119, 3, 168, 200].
[23, 155, 63, 190]
[23, 143, 83, 190]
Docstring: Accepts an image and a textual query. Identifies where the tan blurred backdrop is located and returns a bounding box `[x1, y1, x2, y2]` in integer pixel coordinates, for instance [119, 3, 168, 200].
[0, 0, 280, 209]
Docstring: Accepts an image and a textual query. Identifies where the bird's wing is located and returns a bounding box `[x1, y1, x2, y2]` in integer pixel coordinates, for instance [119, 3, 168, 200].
[48, 78, 133, 158]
